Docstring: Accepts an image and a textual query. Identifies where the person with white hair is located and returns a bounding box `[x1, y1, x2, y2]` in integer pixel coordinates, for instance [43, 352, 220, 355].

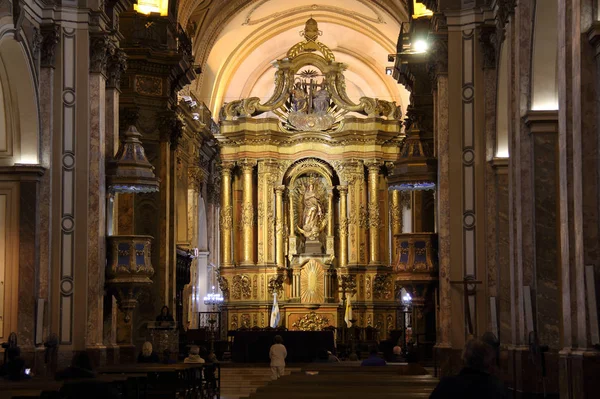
[184, 346, 205, 364]
[137, 341, 160, 363]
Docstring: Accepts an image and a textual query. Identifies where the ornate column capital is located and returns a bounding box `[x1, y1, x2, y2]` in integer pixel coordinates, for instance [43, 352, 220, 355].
[239, 159, 257, 173]
[365, 160, 383, 174]
[107, 47, 127, 89]
[427, 35, 448, 81]
[40, 24, 60, 68]
[89, 33, 112, 76]
[336, 185, 348, 195]
[158, 111, 184, 147]
[478, 25, 497, 69]
[220, 161, 236, 173]
[275, 185, 286, 194]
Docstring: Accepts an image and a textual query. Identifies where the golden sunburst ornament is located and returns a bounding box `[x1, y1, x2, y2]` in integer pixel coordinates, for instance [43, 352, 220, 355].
[300, 260, 325, 303]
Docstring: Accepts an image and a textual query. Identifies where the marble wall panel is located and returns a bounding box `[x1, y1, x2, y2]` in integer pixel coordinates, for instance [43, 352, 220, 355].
[18, 181, 37, 347]
[532, 133, 560, 349]
[496, 170, 511, 344]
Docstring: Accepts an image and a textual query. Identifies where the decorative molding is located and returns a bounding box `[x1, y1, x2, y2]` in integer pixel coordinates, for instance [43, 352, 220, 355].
[135, 75, 163, 96]
[219, 205, 232, 229]
[232, 274, 251, 300]
[373, 274, 392, 299]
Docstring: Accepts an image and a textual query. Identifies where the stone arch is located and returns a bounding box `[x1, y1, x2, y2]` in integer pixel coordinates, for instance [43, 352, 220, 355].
[0, 25, 40, 165]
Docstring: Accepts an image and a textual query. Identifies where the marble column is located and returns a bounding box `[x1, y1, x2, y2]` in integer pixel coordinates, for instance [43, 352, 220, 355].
[366, 161, 381, 265]
[275, 185, 285, 267]
[239, 160, 256, 266]
[38, 24, 60, 346]
[337, 185, 348, 268]
[220, 162, 235, 267]
[87, 33, 109, 349]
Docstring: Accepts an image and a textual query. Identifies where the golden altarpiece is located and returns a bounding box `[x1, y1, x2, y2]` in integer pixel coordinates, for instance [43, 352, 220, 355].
[214, 19, 436, 335]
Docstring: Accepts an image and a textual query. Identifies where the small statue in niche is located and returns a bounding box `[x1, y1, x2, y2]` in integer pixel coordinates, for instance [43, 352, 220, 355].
[297, 180, 327, 241]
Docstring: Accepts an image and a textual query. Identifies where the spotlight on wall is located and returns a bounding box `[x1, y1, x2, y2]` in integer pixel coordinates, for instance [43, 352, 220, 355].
[385, 67, 393, 76]
[413, 39, 429, 53]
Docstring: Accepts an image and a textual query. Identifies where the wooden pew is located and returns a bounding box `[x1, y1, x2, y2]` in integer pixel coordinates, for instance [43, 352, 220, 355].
[98, 362, 220, 399]
[0, 374, 145, 399]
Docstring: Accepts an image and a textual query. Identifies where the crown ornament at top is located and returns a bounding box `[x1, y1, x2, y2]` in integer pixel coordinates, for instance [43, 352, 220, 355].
[221, 18, 402, 132]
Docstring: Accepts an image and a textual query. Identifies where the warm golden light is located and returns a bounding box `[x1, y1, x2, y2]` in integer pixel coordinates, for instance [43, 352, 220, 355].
[413, 1, 434, 19]
[134, 0, 169, 16]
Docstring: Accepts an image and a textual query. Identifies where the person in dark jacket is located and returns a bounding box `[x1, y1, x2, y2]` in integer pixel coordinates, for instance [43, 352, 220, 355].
[429, 338, 508, 399]
[360, 345, 387, 366]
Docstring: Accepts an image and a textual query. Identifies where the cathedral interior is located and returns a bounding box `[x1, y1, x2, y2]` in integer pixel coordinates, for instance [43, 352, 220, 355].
[0, 0, 599, 397]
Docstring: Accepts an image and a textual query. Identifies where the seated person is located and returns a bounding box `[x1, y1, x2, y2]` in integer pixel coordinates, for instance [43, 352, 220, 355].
[391, 345, 405, 362]
[429, 338, 508, 399]
[0, 347, 27, 381]
[360, 345, 387, 367]
[156, 306, 175, 328]
[184, 346, 205, 364]
[137, 342, 160, 363]
[55, 351, 96, 380]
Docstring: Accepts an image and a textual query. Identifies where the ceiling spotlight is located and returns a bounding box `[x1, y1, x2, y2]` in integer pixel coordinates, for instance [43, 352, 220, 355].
[386, 67, 393, 76]
[413, 40, 429, 53]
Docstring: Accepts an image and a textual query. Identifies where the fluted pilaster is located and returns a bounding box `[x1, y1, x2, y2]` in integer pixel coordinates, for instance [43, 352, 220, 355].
[240, 159, 257, 266]
[337, 185, 349, 267]
[366, 161, 382, 265]
[220, 162, 235, 266]
[275, 185, 286, 267]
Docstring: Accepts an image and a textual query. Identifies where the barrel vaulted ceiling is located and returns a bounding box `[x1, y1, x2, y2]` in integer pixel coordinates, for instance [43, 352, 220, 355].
[178, 0, 411, 117]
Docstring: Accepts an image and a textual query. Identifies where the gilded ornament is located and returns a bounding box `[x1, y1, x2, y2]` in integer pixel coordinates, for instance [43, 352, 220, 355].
[220, 206, 233, 229]
[373, 274, 392, 300]
[268, 274, 285, 297]
[241, 203, 254, 227]
[232, 275, 252, 300]
[301, 260, 325, 303]
[135, 75, 163, 96]
[292, 312, 330, 331]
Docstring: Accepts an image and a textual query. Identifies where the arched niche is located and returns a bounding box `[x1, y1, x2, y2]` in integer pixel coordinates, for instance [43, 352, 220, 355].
[530, 1, 558, 110]
[0, 27, 40, 165]
[283, 157, 339, 188]
[496, 41, 509, 158]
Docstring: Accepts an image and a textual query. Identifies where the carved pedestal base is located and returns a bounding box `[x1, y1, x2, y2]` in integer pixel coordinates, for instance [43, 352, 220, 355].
[305, 239, 323, 254]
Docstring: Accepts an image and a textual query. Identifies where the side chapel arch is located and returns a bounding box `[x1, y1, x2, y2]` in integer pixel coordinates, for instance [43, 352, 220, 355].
[0, 28, 40, 165]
